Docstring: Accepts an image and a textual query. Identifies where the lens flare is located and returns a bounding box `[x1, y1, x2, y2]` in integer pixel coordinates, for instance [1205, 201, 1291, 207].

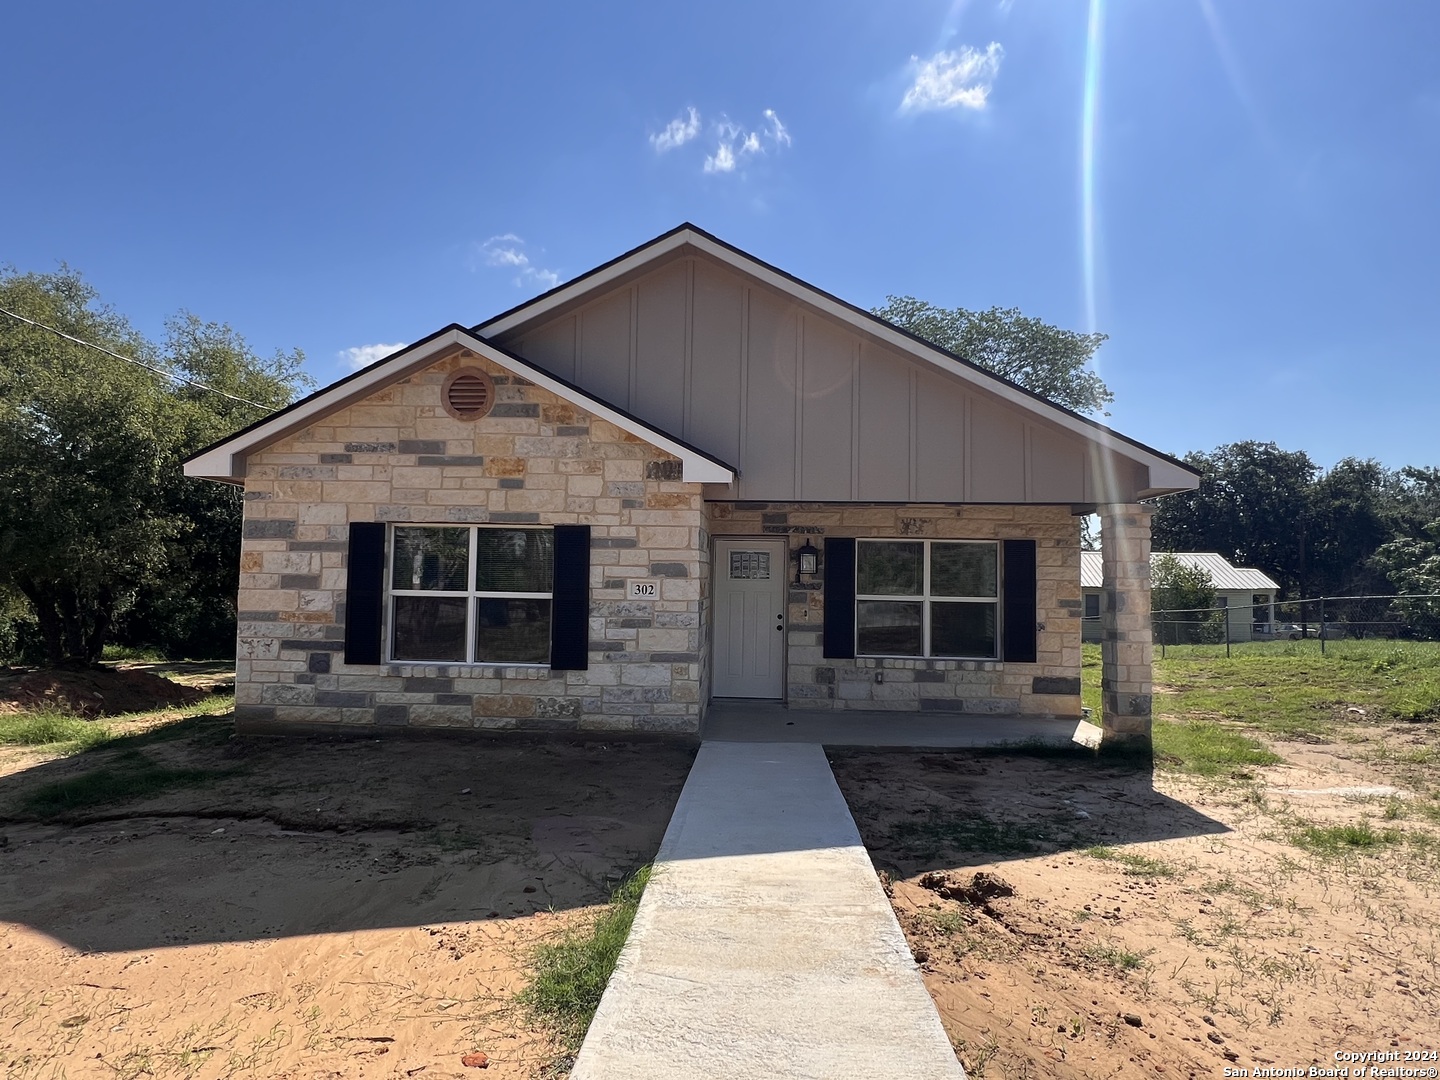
[1079, 0, 1104, 338]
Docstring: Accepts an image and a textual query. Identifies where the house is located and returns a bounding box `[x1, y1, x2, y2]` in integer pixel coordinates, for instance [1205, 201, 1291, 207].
[184, 224, 1200, 745]
[1080, 551, 1277, 641]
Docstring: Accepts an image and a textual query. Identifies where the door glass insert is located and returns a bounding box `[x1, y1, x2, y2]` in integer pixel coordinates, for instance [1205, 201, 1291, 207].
[729, 550, 771, 579]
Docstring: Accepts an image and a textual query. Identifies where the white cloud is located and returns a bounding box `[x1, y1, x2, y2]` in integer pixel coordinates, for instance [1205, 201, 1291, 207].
[900, 43, 1004, 113]
[655, 105, 792, 177]
[479, 234, 561, 290]
[649, 107, 701, 152]
[703, 141, 737, 174]
[341, 342, 407, 371]
[762, 108, 791, 147]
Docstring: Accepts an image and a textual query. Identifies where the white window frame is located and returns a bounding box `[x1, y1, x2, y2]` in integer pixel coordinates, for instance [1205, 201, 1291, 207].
[855, 539, 1001, 660]
[386, 524, 553, 666]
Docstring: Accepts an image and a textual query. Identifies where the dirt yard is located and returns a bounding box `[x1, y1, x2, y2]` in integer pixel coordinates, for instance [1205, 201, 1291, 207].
[0, 715, 693, 1079]
[834, 725, 1440, 1079]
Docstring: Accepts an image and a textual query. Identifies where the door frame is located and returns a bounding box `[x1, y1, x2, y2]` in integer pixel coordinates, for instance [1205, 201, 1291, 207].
[710, 535, 788, 702]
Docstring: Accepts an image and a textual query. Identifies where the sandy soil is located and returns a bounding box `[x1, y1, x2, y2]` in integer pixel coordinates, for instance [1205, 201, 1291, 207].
[0, 722, 693, 1079]
[834, 726, 1440, 1080]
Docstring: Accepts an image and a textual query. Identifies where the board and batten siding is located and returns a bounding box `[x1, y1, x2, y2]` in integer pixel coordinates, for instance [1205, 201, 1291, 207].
[499, 254, 1138, 504]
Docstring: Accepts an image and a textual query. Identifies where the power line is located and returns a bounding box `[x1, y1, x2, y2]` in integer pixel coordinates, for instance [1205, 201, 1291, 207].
[0, 305, 270, 410]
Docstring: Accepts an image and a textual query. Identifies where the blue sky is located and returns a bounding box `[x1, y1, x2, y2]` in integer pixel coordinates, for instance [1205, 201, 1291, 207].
[3, 1, 1437, 469]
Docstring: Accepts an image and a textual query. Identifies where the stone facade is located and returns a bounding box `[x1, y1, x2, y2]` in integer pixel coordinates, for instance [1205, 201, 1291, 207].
[1098, 503, 1154, 743]
[708, 503, 1084, 717]
[233, 350, 710, 737]
[230, 350, 1091, 736]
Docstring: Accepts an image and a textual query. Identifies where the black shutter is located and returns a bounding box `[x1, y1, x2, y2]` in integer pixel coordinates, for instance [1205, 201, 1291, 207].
[823, 537, 856, 659]
[344, 522, 386, 665]
[550, 524, 590, 670]
[1002, 539, 1037, 663]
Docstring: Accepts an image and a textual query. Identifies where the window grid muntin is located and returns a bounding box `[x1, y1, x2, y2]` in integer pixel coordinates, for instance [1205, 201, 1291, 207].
[387, 524, 552, 666]
[855, 539, 1000, 660]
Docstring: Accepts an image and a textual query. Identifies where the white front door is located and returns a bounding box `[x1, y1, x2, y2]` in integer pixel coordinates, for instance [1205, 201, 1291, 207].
[713, 538, 787, 699]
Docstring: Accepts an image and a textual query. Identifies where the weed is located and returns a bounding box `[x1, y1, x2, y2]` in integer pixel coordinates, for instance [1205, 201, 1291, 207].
[1290, 822, 1404, 856]
[1080, 940, 1151, 973]
[0, 708, 113, 752]
[519, 866, 650, 1052]
[17, 749, 237, 818]
[1152, 720, 1282, 776]
[926, 910, 971, 936]
[889, 811, 1064, 858]
[1085, 845, 1180, 878]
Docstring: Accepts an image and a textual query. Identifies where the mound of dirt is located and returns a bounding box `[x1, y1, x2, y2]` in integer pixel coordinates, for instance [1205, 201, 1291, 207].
[0, 666, 205, 717]
[919, 869, 1016, 905]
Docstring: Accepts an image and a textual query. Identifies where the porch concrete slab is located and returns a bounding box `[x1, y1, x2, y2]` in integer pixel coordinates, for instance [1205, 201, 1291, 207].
[569, 742, 964, 1080]
[703, 701, 1101, 749]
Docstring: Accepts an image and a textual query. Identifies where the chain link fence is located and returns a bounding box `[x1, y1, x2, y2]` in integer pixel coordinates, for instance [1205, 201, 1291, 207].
[1083, 594, 1440, 658]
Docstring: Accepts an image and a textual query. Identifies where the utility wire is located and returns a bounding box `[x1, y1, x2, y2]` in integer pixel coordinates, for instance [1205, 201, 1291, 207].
[0, 305, 270, 410]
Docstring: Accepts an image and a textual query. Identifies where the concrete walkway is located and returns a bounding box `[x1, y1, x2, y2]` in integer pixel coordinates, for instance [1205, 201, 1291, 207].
[569, 742, 965, 1080]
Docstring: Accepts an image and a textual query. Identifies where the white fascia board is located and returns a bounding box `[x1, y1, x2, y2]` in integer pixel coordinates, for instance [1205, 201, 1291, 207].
[1137, 460, 1203, 500]
[478, 228, 1196, 485]
[182, 328, 734, 485]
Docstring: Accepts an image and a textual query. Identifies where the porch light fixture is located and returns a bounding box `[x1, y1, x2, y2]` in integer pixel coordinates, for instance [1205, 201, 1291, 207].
[795, 540, 819, 582]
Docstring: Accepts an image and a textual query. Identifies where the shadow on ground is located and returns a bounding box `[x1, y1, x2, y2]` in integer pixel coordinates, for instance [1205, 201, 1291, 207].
[0, 714, 694, 953]
[830, 747, 1230, 881]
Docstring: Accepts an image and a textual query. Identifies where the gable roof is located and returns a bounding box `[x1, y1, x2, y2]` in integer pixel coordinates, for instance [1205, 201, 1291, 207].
[475, 223, 1200, 497]
[1080, 551, 1279, 592]
[182, 324, 736, 485]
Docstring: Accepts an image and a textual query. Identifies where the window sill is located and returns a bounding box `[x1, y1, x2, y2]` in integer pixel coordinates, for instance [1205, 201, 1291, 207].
[854, 656, 1002, 672]
[384, 662, 554, 679]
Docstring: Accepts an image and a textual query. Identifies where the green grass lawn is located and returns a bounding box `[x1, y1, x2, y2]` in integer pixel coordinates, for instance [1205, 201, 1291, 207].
[1081, 640, 1440, 774]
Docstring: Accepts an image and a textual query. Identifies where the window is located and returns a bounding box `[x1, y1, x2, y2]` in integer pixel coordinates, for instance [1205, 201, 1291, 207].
[388, 525, 554, 664]
[855, 540, 999, 658]
[1084, 593, 1100, 619]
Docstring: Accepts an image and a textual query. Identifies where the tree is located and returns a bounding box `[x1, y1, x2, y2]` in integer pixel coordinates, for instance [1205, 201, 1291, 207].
[0, 268, 308, 666]
[1370, 522, 1440, 633]
[1150, 442, 1318, 596]
[871, 298, 1114, 416]
[1151, 553, 1225, 644]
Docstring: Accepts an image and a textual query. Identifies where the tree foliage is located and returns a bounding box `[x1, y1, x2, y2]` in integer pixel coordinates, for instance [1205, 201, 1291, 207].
[871, 297, 1114, 416]
[0, 267, 309, 666]
[1151, 554, 1226, 645]
[1151, 553, 1217, 613]
[1151, 442, 1440, 602]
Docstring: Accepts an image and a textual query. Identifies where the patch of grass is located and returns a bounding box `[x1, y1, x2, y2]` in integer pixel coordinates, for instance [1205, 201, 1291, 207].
[0, 707, 114, 752]
[1152, 719, 1282, 776]
[18, 749, 236, 819]
[1290, 821, 1404, 856]
[1080, 940, 1150, 973]
[924, 909, 971, 936]
[100, 644, 169, 662]
[888, 811, 1066, 859]
[519, 866, 650, 1052]
[1085, 845, 1180, 878]
[0, 695, 233, 760]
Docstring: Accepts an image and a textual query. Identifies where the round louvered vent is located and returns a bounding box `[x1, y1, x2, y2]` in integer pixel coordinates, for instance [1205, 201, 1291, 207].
[442, 368, 496, 421]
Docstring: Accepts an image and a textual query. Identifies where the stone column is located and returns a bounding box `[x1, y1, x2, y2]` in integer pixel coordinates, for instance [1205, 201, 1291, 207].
[1099, 503, 1153, 746]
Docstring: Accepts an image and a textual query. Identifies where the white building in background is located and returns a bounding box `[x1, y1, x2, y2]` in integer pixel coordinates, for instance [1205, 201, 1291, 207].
[1081, 551, 1278, 642]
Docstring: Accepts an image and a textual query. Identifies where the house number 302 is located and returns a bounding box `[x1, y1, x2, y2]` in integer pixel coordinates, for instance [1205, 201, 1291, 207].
[628, 580, 658, 599]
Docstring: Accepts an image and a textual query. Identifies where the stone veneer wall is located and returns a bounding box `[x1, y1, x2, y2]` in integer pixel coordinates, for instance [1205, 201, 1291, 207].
[708, 503, 1083, 716]
[234, 350, 709, 737]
